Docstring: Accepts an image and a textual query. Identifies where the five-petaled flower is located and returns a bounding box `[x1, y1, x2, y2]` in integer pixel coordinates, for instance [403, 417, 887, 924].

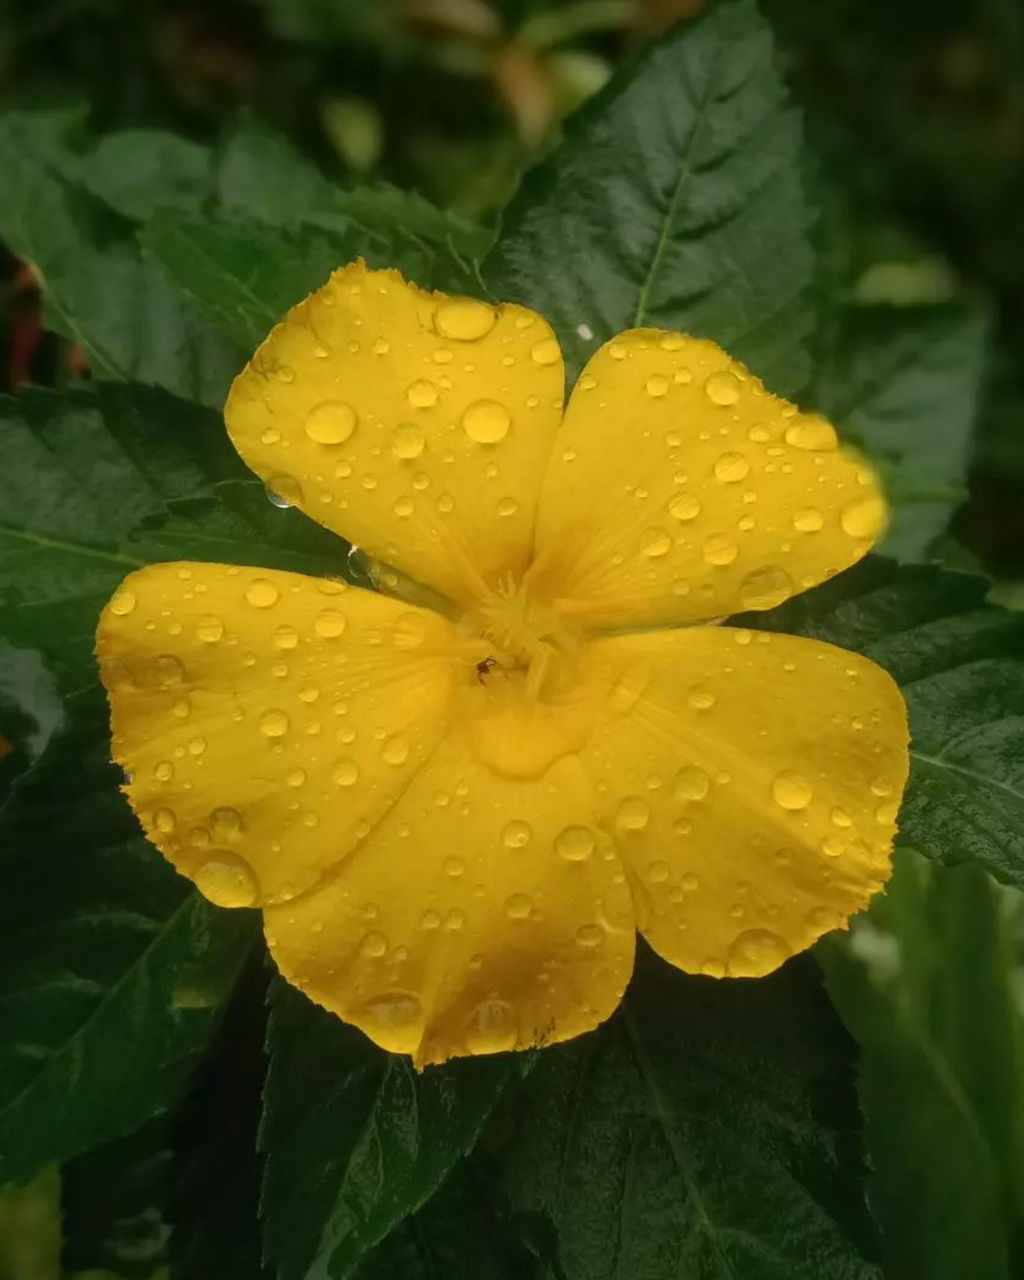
[97, 262, 909, 1066]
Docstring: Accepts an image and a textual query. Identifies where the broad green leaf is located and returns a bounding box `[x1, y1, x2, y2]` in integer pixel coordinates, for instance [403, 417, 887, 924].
[81, 130, 212, 222]
[0, 111, 243, 406]
[261, 982, 513, 1280]
[0, 383, 342, 685]
[505, 951, 880, 1280]
[61, 1119, 172, 1278]
[0, 689, 257, 1187]
[0, 644, 62, 800]
[485, 0, 814, 393]
[760, 559, 1024, 887]
[814, 303, 988, 561]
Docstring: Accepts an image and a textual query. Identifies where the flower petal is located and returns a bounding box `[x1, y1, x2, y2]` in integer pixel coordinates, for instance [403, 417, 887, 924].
[263, 733, 635, 1065]
[96, 562, 457, 907]
[533, 330, 886, 629]
[577, 626, 909, 977]
[225, 262, 565, 606]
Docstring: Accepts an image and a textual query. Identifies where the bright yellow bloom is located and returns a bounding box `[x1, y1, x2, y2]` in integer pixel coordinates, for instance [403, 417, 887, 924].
[97, 262, 909, 1065]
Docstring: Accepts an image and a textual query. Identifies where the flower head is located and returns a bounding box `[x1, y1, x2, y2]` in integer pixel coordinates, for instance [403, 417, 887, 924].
[97, 262, 909, 1065]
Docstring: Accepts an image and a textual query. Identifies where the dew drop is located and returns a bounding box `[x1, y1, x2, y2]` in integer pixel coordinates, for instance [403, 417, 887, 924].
[462, 399, 511, 444]
[575, 923, 605, 948]
[420, 909, 440, 930]
[153, 654, 185, 687]
[266, 474, 303, 508]
[259, 709, 290, 738]
[687, 684, 715, 711]
[194, 850, 259, 908]
[497, 496, 519, 518]
[305, 400, 357, 445]
[681, 872, 700, 892]
[502, 820, 532, 848]
[669, 492, 701, 522]
[841, 495, 887, 540]
[154, 807, 176, 834]
[647, 860, 670, 884]
[407, 379, 439, 408]
[435, 298, 497, 341]
[110, 588, 137, 616]
[702, 534, 738, 566]
[393, 496, 413, 518]
[314, 608, 346, 638]
[645, 374, 669, 398]
[822, 834, 846, 858]
[615, 796, 650, 831]
[640, 527, 672, 558]
[675, 766, 710, 802]
[210, 806, 245, 841]
[505, 893, 532, 919]
[555, 825, 595, 862]
[286, 768, 307, 788]
[793, 507, 824, 533]
[362, 991, 422, 1030]
[332, 759, 359, 787]
[831, 807, 853, 828]
[726, 929, 790, 977]
[154, 760, 174, 782]
[391, 424, 425, 459]
[393, 612, 427, 649]
[704, 370, 741, 406]
[870, 777, 893, 798]
[361, 931, 388, 958]
[443, 856, 466, 877]
[274, 625, 298, 650]
[382, 734, 409, 766]
[784, 415, 837, 451]
[714, 451, 750, 483]
[772, 770, 813, 810]
[465, 999, 517, 1053]
[246, 578, 279, 608]
[739, 566, 793, 610]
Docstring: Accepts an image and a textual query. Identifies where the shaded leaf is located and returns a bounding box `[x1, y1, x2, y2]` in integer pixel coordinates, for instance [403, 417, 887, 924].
[485, 0, 814, 393]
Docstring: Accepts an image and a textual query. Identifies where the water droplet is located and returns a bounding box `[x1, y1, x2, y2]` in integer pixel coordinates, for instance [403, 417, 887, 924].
[739, 566, 793, 610]
[645, 374, 669, 398]
[704, 370, 741, 406]
[361, 931, 388, 957]
[382, 734, 409, 765]
[505, 893, 532, 919]
[153, 654, 185, 687]
[154, 760, 174, 782]
[647, 860, 670, 884]
[420, 909, 440, 930]
[192, 612, 224, 644]
[822, 834, 846, 858]
[210, 806, 245, 841]
[462, 399, 511, 444]
[153, 807, 176, 834]
[876, 802, 898, 825]
[465, 999, 517, 1053]
[687, 684, 715, 711]
[110, 588, 137, 616]
[407, 379, 439, 408]
[444, 908, 465, 930]
[172, 699, 191, 719]
[841, 494, 886, 539]
[772, 770, 813, 810]
[273, 625, 298, 650]
[261, 427, 281, 445]
[747, 423, 771, 443]
[807, 905, 842, 934]
[870, 777, 893, 798]
[702, 534, 738, 566]
[726, 929, 789, 977]
[784, 415, 837, 451]
[435, 297, 497, 341]
[286, 768, 307, 788]
[188, 737, 206, 756]
[681, 872, 700, 892]
[608, 663, 649, 714]
[333, 759, 359, 786]
[361, 991, 422, 1031]
[615, 796, 650, 831]
[305, 400, 357, 445]
[260, 709, 290, 738]
[576, 923, 605, 948]
[393, 496, 413, 517]
[502, 820, 532, 848]
[555, 825, 595, 861]
[793, 507, 824, 533]
[392, 424, 425, 459]
[314, 608, 346, 638]
[443, 856, 466, 878]
[675, 766, 710, 801]
[194, 850, 259, 908]
[714, 451, 750, 483]
[393, 612, 426, 649]
[831, 807, 853, 828]
[669, 492, 701, 522]
[246, 578, 279, 608]
[640, 527, 671, 558]
[497, 496, 519, 518]
[266, 474, 303, 508]
[530, 337, 560, 366]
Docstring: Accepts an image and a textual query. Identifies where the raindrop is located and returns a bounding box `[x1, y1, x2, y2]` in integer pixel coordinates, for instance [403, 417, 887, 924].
[465, 999, 517, 1053]
[645, 374, 669, 398]
[109, 588, 137, 616]
[647, 861, 670, 884]
[497, 497, 519, 518]
[154, 808, 176, 834]
[668, 492, 701, 522]
[361, 992, 422, 1029]
[502, 820, 532, 848]
[681, 872, 700, 892]
[360, 931, 388, 958]
[435, 298, 497, 341]
[640, 527, 672, 558]
[739, 566, 793, 610]
[305, 400, 357, 445]
[772, 770, 813, 810]
[210, 807, 245, 841]
[841, 495, 886, 540]
[784, 416, 837, 451]
[615, 796, 650, 831]
[332, 760, 359, 786]
[687, 684, 716, 711]
[194, 850, 259, 908]
[154, 654, 185, 687]
[462, 400, 511, 444]
[274, 625, 299, 650]
[246, 578, 279, 608]
[704, 370, 741, 406]
[314, 608, 346, 638]
[382, 734, 409, 766]
[154, 760, 174, 782]
[443, 856, 466, 877]
[702, 534, 738, 566]
[505, 893, 532, 919]
[286, 768, 307, 788]
[675, 766, 710, 802]
[793, 507, 824, 533]
[714, 452, 750, 483]
[726, 929, 789, 977]
[575, 924, 605, 948]
[391, 424, 425, 459]
[821, 834, 846, 858]
[260, 709, 290, 738]
[266, 474, 303, 508]
[407, 379, 439, 408]
[555, 825, 595, 862]
[530, 338, 560, 366]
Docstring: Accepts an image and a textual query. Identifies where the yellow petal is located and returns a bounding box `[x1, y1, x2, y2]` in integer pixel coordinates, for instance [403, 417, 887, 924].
[263, 730, 635, 1065]
[96, 562, 457, 907]
[225, 262, 564, 607]
[532, 330, 886, 630]
[577, 625, 909, 977]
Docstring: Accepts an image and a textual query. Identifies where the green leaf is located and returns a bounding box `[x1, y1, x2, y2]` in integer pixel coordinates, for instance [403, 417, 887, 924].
[0, 689, 258, 1187]
[485, 0, 814, 393]
[0, 111, 243, 406]
[0, 1166, 61, 1280]
[0, 382, 342, 686]
[814, 303, 988, 561]
[505, 951, 880, 1280]
[0, 644, 62, 800]
[81, 129, 213, 222]
[760, 559, 1024, 887]
[261, 981, 513, 1280]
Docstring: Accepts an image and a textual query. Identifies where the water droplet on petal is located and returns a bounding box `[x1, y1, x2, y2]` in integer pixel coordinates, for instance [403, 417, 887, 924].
[154, 807, 176, 834]
[260, 709, 290, 738]
[615, 796, 650, 831]
[246, 578, 279, 608]
[314, 608, 346, 638]
[645, 374, 669, 398]
[575, 923, 605, 948]
[286, 768, 307, 788]
[772, 770, 813, 810]
[195, 850, 259, 908]
[640, 527, 672, 558]
[681, 872, 700, 892]
[497, 496, 519, 518]
[714, 451, 750, 483]
[435, 298, 497, 341]
[210, 806, 245, 841]
[841, 495, 887, 539]
[274, 625, 298, 650]
[332, 759, 359, 786]
[502, 820, 532, 848]
[305, 400, 357, 445]
[361, 991, 422, 1032]
[702, 534, 738, 566]
[389, 423, 426, 461]
[739, 566, 793, 610]
[784, 415, 837, 451]
[154, 760, 174, 782]
[822, 834, 846, 858]
[704, 370, 741, 406]
[555, 825, 595, 861]
[266, 474, 303, 508]
[361, 931, 388, 958]
[793, 507, 824, 532]
[530, 337, 560, 366]
[407, 379, 439, 408]
[647, 860, 670, 884]
[505, 893, 532, 919]
[726, 929, 790, 977]
[196, 615, 224, 643]
[153, 654, 185, 687]
[462, 399, 511, 444]
[109, 588, 137, 616]
[669, 492, 701, 521]
[465, 999, 517, 1053]
[675, 766, 710, 801]
[382, 734, 409, 765]
[687, 684, 716, 711]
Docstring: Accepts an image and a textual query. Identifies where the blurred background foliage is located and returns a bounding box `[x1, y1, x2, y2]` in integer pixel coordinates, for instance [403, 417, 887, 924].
[2, 2, 1024, 1278]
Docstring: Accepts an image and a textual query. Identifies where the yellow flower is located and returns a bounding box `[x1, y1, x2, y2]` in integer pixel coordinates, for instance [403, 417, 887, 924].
[96, 262, 909, 1066]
